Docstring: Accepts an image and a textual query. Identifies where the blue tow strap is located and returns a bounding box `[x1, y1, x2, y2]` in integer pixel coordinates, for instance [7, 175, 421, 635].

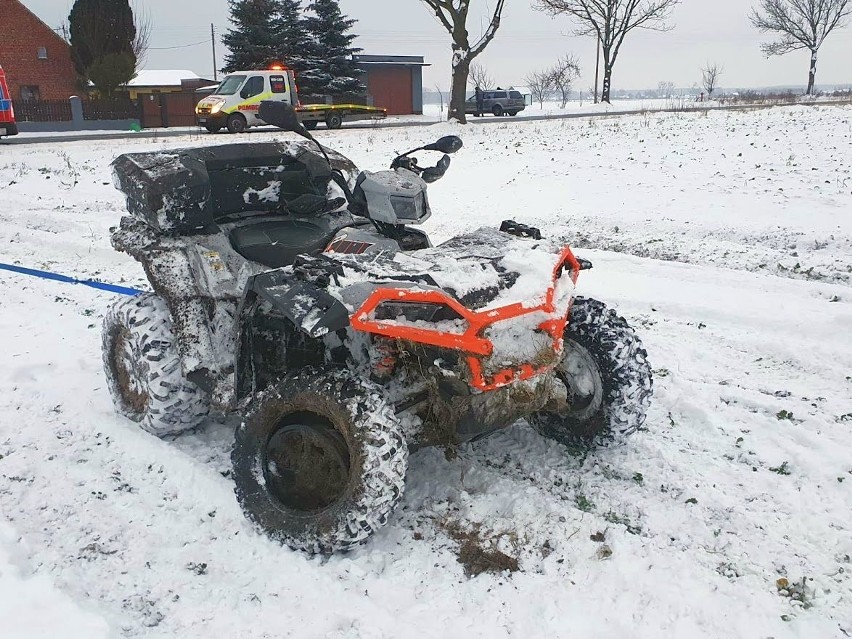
[0, 262, 144, 297]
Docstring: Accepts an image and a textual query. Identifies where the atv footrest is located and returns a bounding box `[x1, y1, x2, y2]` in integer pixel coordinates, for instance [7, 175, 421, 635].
[500, 220, 542, 240]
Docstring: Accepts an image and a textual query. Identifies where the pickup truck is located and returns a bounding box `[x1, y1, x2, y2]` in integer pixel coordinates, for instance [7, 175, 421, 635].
[0, 66, 18, 138]
[195, 69, 386, 133]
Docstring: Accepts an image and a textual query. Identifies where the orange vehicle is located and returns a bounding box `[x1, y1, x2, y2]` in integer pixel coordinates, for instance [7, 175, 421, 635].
[0, 66, 18, 138]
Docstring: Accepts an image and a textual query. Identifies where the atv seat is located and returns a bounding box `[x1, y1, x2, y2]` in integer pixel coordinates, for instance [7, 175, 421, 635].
[229, 219, 336, 268]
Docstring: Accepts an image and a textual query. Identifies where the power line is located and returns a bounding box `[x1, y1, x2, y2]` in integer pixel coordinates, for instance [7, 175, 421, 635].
[148, 39, 210, 51]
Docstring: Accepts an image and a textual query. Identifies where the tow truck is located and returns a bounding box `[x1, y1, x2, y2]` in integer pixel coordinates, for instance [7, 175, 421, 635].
[0, 66, 18, 138]
[195, 67, 386, 133]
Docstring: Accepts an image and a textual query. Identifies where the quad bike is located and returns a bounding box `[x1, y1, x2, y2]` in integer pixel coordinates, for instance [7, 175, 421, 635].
[102, 101, 653, 553]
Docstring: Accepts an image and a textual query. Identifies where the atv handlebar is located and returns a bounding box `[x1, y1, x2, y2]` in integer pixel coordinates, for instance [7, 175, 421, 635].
[390, 135, 462, 183]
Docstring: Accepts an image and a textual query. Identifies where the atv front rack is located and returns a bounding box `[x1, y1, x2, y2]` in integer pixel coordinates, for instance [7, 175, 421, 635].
[350, 247, 582, 391]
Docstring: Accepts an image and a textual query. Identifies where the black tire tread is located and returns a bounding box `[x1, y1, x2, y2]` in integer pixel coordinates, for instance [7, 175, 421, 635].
[232, 367, 408, 553]
[102, 294, 209, 437]
[529, 296, 652, 446]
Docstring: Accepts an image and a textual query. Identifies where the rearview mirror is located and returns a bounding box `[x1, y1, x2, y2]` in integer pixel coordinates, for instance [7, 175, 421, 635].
[423, 135, 463, 154]
[421, 154, 451, 183]
[259, 101, 309, 137]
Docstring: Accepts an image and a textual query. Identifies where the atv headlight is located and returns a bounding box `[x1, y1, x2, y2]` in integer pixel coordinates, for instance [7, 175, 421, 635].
[390, 195, 424, 221]
[375, 301, 462, 324]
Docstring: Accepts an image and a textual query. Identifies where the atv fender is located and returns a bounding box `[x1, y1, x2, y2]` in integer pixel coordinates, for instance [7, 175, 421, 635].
[235, 269, 351, 399]
[113, 223, 220, 375]
[249, 269, 350, 338]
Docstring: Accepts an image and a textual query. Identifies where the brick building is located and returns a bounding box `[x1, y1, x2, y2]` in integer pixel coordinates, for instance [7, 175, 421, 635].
[0, 0, 78, 101]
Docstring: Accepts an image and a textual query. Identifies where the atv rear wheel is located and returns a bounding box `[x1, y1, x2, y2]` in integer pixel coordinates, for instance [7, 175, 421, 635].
[528, 297, 652, 447]
[232, 368, 408, 553]
[102, 293, 209, 436]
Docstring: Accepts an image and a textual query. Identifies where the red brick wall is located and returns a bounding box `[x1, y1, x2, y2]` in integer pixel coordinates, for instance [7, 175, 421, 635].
[0, 0, 79, 100]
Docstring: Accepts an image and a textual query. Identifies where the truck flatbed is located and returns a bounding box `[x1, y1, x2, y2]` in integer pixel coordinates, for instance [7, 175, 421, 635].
[296, 104, 387, 130]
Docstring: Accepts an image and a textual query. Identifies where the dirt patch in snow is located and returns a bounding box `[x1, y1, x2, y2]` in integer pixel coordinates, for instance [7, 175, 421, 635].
[438, 519, 521, 577]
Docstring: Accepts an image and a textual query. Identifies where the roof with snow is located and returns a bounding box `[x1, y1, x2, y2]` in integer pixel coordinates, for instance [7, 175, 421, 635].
[127, 70, 203, 88]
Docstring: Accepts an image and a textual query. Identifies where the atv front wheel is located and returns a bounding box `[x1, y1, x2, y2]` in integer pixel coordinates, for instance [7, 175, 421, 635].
[232, 368, 408, 553]
[528, 297, 652, 446]
[102, 294, 209, 436]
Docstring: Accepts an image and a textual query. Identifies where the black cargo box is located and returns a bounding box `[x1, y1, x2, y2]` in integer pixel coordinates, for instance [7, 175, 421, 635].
[112, 141, 354, 234]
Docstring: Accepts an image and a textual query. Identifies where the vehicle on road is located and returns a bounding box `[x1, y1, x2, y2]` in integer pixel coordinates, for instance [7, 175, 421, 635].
[0, 66, 18, 138]
[103, 101, 652, 553]
[195, 68, 386, 133]
[466, 89, 527, 117]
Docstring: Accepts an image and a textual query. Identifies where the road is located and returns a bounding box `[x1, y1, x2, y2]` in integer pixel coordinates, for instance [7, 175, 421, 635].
[3, 99, 850, 146]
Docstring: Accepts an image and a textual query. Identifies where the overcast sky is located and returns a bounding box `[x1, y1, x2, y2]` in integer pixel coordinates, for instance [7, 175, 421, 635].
[23, 0, 852, 91]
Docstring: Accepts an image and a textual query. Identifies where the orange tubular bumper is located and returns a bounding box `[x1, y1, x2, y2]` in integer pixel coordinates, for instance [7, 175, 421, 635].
[350, 247, 581, 391]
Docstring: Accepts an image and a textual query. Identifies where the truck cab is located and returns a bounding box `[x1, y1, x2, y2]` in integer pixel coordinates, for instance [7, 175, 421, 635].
[0, 66, 18, 138]
[196, 69, 297, 134]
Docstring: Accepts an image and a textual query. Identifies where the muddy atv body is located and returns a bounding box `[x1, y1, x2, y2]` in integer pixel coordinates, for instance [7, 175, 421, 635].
[103, 105, 652, 552]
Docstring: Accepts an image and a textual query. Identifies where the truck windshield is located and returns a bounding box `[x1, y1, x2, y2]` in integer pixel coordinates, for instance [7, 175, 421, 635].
[214, 75, 246, 96]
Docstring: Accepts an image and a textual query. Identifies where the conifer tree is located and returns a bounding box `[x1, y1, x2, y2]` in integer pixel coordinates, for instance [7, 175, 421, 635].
[68, 0, 137, 96]
[271, 0, 310, 74]
[222, 0, 281, 73]
[301, 0, 364, 98]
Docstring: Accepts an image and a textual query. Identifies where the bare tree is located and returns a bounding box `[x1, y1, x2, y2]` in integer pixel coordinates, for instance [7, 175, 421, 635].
[434, 83, 446, 116]
[548, 54, 581, 107]
[535, 0, 681, 103]
[657, 80, 675, 98]
[701, 62, 723, 98]
[751, 0, 851, 95]
[132, 2, 152, 71]
[524, 70, 554, 108]
[418, 0, 507, 123]
[469, 62, 495, 90]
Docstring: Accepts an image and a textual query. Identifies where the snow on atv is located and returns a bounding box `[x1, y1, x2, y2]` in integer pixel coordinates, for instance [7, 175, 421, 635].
[102, 101, 653, 553]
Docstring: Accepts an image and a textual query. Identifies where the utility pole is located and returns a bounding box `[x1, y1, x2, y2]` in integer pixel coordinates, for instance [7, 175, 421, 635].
[594, 35, 600, 104]
[211, 24, 218, 81]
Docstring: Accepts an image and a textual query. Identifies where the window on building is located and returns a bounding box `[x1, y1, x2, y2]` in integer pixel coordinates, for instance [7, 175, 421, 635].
[37, 47, 48, 60]
[20, 85, 41, 101]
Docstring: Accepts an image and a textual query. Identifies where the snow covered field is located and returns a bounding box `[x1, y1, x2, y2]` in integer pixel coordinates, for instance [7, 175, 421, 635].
[0, 105, 850, 638]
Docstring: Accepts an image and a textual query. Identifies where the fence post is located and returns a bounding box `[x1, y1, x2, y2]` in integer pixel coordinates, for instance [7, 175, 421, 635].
[69, 96, 84, 128]
[160, 94, 169, 128]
